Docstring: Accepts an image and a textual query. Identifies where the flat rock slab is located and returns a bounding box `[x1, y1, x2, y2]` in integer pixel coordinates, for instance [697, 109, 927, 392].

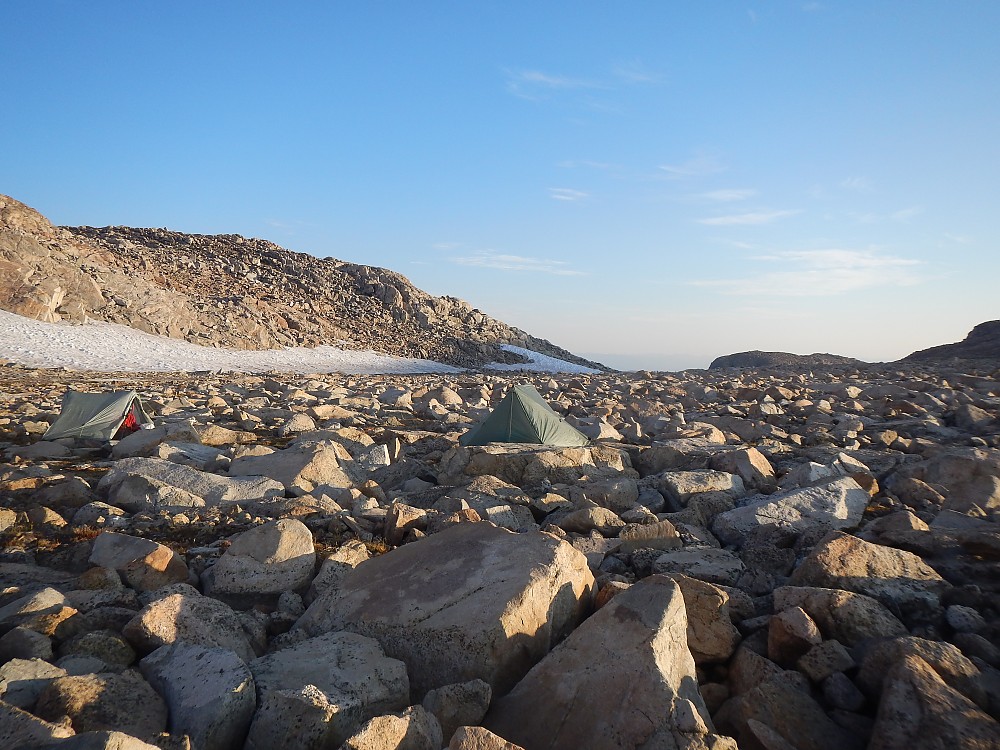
[712, 476, 870, 546]
[296, 521, 595, 697]
[228, 442, 355, 494]
[483, 574, 730, 750]
[97, 457, 284, 506]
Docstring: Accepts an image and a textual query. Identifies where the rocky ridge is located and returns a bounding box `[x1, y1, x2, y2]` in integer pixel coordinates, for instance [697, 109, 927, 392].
[0, 194, 602, 371]
[710, 351, 866, 370]
[1, 360, 999, 748]
[904, 320, 1000, 363]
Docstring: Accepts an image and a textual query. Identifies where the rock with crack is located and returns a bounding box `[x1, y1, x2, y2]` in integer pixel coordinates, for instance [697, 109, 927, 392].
[296, 521, 594, 698]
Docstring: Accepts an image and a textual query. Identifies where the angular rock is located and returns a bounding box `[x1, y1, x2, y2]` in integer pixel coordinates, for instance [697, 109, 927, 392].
[0, 700, 75, 747]
[669, 574, 741, 664]
[856, 636, 989, 710]
[716, 672, 863, 750]
[768, 606, 822, 667]
[247, 632, 409, 748]
[140, 641, 256, 750]
[709, 447, 776, 489]
[868, 654, 1000, 750]
[658, 469, 744, 507]
[617, 518, 681, 553]
[297, 522, 594, 697]
[797, 639, 855, 682]
[0, 657, 67, 709]
[0, 587, 78, 637]
[229, 442, 355, 494]
[88, 532, 188, 591]
[437, 444, 630, 489]
[307, 540, 370, 605]
[484, 575, 732, 750]
[448, 726, 526, 750]
[339, 704, 443, 750]
[421, 679, 492, 743]
[652, 547, 745, 586]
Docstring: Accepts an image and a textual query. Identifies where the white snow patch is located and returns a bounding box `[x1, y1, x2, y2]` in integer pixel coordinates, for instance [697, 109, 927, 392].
[0, 311, 597, 375]
[488, 344, 600, 374]
[0, 309, 460, 374]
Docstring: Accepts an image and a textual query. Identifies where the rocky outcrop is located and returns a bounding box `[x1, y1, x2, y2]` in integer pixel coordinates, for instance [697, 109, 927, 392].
[0, 194, 602, 369]
[709, 350, 864, 369]
[903, 320, 1000, 363]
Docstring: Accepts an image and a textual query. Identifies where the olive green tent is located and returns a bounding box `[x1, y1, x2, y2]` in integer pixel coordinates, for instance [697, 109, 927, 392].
[42, 390, 152, 441]
[459, 384, 589, 447]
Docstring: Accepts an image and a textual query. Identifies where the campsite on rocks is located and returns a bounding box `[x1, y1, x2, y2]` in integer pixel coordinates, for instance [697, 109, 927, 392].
[2, 335, 1000, 748]
[1, 194, 1000, 749]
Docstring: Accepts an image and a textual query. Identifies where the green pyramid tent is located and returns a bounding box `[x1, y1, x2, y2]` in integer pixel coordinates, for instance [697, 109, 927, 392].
[459, 384, 589, 447]
[42, 390, 152, 441]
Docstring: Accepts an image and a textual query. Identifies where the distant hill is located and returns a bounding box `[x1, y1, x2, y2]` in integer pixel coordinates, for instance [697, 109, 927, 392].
[709, 350, 864, 370]
[0, 194, 603, 370]
[902, 321, 1000, 362]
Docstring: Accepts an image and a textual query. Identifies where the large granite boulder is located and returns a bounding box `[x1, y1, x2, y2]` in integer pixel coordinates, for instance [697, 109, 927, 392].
[201, 518, 316, 605]
[296, 521, 595, 697]
[789, 531, 949, 621]
[123, 592, 258, 663]
[712, 476, 870, 546]
[483, 575, 735, 750]
[772, 586, 908, 646]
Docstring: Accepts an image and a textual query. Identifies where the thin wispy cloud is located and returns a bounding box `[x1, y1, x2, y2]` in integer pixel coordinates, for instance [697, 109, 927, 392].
[504, 69, 604, 99]
[846, 205, 923, 225]
[840, 176, 872, 192]
[611, 59, 661, 85]
[690, 248, 924, 296]
[548, 187, 589, 202]
[697, 188, 757, 202]
[698, 209, 800, 226]
[505, 61, 661, 101]
[658, 154, 726, 179]
[432, 242, 462, 250]
[558, 159, 617, 171]
[451, 250, 586, 276]
[890, 206, 923, 222]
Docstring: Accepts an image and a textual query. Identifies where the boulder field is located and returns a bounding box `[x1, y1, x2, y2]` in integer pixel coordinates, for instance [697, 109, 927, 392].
[1, 361, 999, 749]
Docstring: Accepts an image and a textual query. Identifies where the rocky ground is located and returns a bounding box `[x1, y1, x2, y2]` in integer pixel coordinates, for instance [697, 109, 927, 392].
[1, 361, 999, 749]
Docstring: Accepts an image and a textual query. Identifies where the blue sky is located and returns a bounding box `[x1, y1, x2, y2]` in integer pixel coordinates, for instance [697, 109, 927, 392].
[3, 2, 997, 370]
